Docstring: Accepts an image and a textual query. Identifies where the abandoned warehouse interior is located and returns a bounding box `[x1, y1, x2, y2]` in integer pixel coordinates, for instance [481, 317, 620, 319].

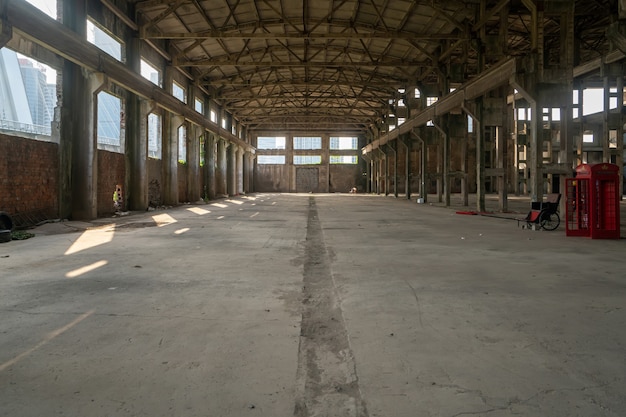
[2, 1, 626, 416]
[0, 0, 625, 221]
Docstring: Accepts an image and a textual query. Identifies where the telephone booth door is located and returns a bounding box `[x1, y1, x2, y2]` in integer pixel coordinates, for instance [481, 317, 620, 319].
[565, 178, 590, 237]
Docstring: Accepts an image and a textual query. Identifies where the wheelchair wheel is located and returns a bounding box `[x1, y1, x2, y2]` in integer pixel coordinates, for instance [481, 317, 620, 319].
[540, 211, 560, 231]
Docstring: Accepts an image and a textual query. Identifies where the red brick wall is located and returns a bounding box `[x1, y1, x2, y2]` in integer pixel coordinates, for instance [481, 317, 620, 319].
[97, 150, 125, 216]
[0, 133, 59, 218]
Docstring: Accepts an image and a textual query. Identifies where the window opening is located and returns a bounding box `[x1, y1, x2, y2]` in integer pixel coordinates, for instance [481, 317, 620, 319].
[0, 49, 57, 138]
[330, 137, 358, 150]
[97, 91, 123, 152]
[25, 0, 56, 18]
[140, 59, 160, 87]
[148, 113, 161, 159]
[178, 124, 187, 163]
[330, 155, 358, 164]
[257, 136, 286, 149]
[194, 97, 203, 114]
[87, 19, 122, 61]
[257, 155, 286, 164]
[172, 81, 186, 103]
[294, 136, 321, 149]
[294, 155, 322, 165]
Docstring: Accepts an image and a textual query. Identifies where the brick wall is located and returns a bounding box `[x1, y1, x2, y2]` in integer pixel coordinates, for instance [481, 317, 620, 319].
[97, 150, 125, 216]
[147, 158, 163, 207]
[0, 133, 59, 218]
[178, 163, 188, 202]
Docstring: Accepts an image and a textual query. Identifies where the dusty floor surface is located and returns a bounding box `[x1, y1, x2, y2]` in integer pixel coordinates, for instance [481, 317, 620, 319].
[1, 193, 625, 417]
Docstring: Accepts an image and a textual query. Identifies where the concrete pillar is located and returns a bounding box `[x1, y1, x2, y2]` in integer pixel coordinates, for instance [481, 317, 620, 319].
[126, 96, 149, 211]
[400, 135, 411, 200]
[243, 152, 252, 194]
[205, 133, 216, 200]
[236, 146, 244, 194]
[187, 124, 201, 202]
[124, 32, 148, 211]
[475, 98, 486, 212]
[617, 75, 624, 199]
[227, 143, 236, 196]
[162, 113, 183, 205]
[496, 124, 508, 212]
[216, 138, 227, 196]
[433, 117, 450, 207]
[59, 0, 98, 220]
[461, 131, 468, 206]
[436, 139, 443, 203]
[528, 97, 543, 202]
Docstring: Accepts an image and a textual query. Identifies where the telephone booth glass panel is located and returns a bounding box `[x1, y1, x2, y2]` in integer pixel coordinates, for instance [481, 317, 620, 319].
[566, 178, 590, 236]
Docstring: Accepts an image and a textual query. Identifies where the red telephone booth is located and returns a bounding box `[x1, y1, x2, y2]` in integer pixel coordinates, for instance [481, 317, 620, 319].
[566, 163, 620, 239]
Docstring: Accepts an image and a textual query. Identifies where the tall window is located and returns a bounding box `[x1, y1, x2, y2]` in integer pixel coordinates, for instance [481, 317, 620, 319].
[87, 19, 122, 61]
[97, 91, 122, 151]
[148, 113, 161, 159]
[178, 125, 187, 163]
[210, 109, 217, 123]
[172, 81, 186, 103]
[140, 59, 160, 86]
[194, 97, 203, 114]
[294, 136, 321, 149]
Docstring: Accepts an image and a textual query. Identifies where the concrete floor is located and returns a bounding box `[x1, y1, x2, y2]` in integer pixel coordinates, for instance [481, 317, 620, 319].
[1, 193, 625, 417]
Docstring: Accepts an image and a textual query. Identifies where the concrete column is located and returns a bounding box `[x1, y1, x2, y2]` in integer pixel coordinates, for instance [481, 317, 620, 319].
[187, 124, 201, 202]
[475, 98, 486, 212]
[461, 131, 468, 206]
[243, 152, 251, 194]
[603, 74, 611, 163]
[162, 113, 183, 205]
[126, 96, 149, 211]
[529, 98, 543, 202]
[436, 139, 443, 203]
[227, 143, 236, 196]
[365, 157, 372, 193]
[433, 117, 450, 207]
[617, 75, 624, 199]
[205, 133, 216, 200]
[400, 135, 411, 200]
[124, 32, 148, 211]
[496, 125, 508, 212]
[236, 146, 244, 194]
[59, 0, 98, 220]
[497, 90, 509, 212]
[383, 145, 391, 196]
[216, 138, 227, 196]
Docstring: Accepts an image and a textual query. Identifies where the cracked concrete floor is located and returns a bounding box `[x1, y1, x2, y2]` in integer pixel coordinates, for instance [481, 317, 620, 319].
[1, 193, 625, 417]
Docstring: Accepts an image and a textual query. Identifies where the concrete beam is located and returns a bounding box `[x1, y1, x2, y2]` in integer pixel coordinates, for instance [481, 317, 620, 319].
[362, 58, 518, 155]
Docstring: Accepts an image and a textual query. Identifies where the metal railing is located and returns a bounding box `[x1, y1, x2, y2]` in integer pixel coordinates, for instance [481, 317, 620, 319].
[0, 119, 51, 136]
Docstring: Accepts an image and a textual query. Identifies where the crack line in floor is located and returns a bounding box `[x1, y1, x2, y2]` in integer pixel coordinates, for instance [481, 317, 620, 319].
[293, 196, 369, 417]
